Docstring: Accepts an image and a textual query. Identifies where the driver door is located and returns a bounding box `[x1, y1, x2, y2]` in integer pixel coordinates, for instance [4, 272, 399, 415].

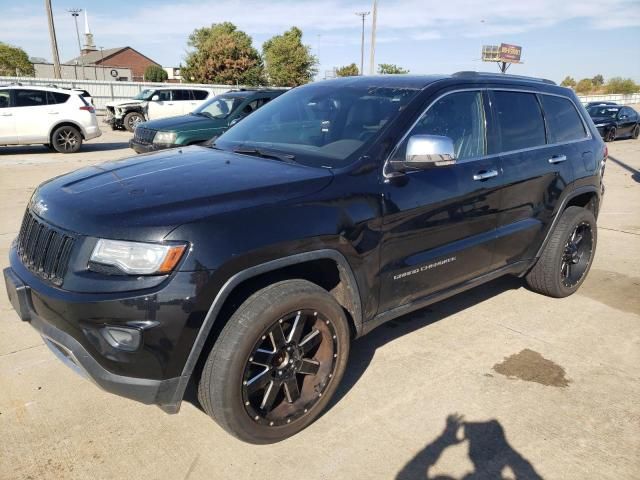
[379, 89, 502, 312]
[146, 90, 173, 120]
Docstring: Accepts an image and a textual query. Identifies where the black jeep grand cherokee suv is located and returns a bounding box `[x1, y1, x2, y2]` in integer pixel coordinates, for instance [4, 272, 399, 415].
[4, 72, 606, 444]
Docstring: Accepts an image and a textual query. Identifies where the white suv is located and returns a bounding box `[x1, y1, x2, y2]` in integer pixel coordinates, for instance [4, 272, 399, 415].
[105, 87, 215, 132]
[0, 85, 101, 153]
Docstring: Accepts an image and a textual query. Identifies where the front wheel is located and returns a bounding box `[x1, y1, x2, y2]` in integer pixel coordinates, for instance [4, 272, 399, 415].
[123, 111, 144, 132]
[198, 279, 350, 444]
[526, 206, 597, 298]
[604, 127, 616, 142]
[632, 124, 640, 140]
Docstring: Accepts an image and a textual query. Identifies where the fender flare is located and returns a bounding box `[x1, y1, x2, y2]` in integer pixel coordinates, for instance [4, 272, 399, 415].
[48, 120, 86, 141]
[533, 185, 600, 259]
[163, 249, 362, 412]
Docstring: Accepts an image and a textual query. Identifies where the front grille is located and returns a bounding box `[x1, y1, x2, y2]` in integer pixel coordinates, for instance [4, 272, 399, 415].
[134, 127, 156, 145]
[16, 211, 75, 286]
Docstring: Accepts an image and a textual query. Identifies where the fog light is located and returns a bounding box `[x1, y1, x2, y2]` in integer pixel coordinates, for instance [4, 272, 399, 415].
[101, 326, 141, 351]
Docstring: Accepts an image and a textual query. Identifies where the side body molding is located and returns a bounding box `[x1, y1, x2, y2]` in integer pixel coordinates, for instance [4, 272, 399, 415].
[163, 249, 363, 412]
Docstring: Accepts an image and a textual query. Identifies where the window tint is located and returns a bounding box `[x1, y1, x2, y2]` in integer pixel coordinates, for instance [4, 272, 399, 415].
[15, 89, 47, 107]
[492, 91, 545, 153]
[192, 90, 209, 100]
[240, 99, 261, 116]
[540, 95, 586, 143]
[398, 90, 486, 160]
[155, 90, 171, 101]
[46, 91, 70, 105]
[0, 90, 9, 108]
[172, 90, 191, 101]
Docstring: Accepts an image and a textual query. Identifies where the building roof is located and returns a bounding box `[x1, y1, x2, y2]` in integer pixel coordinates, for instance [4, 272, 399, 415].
[65, 47, 160, 67]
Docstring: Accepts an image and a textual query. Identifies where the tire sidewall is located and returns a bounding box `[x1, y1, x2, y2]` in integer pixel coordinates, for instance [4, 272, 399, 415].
[51, 126, 82, 153]
[124, 112, 143, 132]
[207, 281, 350, 444]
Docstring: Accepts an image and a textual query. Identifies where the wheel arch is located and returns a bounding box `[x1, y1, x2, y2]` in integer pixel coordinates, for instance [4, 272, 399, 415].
[163, 249, 363, 412]
[49, 121, 86, 142]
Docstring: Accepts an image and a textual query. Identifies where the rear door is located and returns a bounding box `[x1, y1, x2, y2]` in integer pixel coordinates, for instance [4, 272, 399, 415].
[188, 89, 209, 113]
[617, 107, 635, 136]
[379, 89, 502, 312]
[490, 90, 581, 267]
[13, 89, 53, 144]
[0, 89, 17, 144]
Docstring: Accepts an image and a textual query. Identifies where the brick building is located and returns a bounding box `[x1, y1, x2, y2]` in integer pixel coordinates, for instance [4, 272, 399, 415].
[67, 47, 161, 82]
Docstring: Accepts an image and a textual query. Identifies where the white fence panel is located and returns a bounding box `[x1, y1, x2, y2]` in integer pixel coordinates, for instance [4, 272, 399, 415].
[0, 76, 239, 114]
[577, 93, 640, 105]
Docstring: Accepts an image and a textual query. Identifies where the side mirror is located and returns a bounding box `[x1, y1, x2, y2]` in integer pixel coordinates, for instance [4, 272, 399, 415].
[402, 135, 456, 169]
[151, 95, 160, 101]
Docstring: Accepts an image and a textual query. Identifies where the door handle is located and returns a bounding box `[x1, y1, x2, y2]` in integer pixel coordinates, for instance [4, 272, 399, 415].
[548, 155, 567, 164]
[473, 169, 499, 181]
[1, 113, 12, 116]
[48, 112, 59, 115]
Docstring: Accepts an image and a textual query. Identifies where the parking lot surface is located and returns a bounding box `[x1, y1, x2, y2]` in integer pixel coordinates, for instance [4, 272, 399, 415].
[1, 129, 639, 480]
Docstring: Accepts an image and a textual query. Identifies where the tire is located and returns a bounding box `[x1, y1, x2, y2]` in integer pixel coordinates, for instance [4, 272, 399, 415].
[123, 111, 144, 132]
[526, 206, 597, 298]
[198, 279, 350, 444]
[632, 124, 640, 140]
[604, 127, 616, 142]
[51, 125, 82, 153]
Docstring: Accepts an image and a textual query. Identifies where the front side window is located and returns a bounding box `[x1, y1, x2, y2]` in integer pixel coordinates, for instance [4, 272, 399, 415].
[540, 95, 586, 143]
[393, 90, 486, 161]
[492, 91, 545, 153]
[155, 90, 171, 101]
[195, 96, 246, 119]
[215, 83, 420, 168]
[0, 90, 9, 108]
[15, 89, 47, 107]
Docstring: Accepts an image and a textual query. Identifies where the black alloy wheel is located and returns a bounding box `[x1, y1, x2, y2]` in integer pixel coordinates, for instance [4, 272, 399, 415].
[632, 124, 640, 139]
[242, 309, 338, 427]
[560, 222, 593, 288]
[51, 126, 82, 153]
[605, 128, 616, 142]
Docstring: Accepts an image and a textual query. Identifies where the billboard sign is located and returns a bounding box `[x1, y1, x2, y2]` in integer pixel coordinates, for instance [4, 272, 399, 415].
[499, 43, 522, 62]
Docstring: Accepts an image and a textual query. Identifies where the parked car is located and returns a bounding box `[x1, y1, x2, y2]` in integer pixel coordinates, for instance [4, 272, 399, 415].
[4, 72, 606, 444]
[130, 89, 286, 153]
[45, 85, 94, 106]
[0, 85, 101, 153]
[585, 101, 617, 108]
[587, 105, 640, 142]
[105, 87, 215, 132]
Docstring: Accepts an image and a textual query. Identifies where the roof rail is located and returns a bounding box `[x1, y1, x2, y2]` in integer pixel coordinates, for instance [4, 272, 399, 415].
[452, 71, 556, 85]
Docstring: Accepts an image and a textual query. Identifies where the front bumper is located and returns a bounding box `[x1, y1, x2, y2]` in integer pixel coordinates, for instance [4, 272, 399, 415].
[129, 139, 176, 154]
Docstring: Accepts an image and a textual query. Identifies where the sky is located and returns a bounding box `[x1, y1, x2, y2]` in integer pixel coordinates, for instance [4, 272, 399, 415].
[2, 0, 640, 83]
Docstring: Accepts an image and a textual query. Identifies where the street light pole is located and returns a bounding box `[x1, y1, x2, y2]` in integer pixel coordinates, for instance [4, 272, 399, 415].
[68, 8, 85, 79]
[355, 11, 370, 75]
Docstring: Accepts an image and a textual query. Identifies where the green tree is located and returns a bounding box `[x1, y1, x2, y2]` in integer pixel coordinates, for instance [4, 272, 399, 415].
[144, 65, 168, 82]
[377, 63, 409, 75]
[0, 42, 34, 76]
[560, 76, 576, 88]
[575, 78, 594, 94]
[262, 27, 317, 87]
[182, 22, 263, 85]
[605, 77, 639, 94]
[591, 74, 604, 87]
[335, 63, 359, 77]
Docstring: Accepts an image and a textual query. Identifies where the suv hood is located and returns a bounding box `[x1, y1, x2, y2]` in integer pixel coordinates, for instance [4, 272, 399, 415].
[32, 147, 333, 240]
[141, 113, 225, 132]
[106, 99, 145, 108]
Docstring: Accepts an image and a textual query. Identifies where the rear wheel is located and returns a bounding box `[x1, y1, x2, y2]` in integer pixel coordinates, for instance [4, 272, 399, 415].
[632, 124, 639, 139]
[51, 125, 82, 153]
[526, 206, 596, 298]
[123, 111, 144, 132]
[604, 127, 616, 142]
[198, 279, 350, 444]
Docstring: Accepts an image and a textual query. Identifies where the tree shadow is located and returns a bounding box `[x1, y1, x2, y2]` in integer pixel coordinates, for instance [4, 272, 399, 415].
[608, 155, 640, 183]
[396, 414, 543, 480]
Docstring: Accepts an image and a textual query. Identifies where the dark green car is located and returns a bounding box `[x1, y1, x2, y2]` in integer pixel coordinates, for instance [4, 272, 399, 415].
[129, 89, 285, 153]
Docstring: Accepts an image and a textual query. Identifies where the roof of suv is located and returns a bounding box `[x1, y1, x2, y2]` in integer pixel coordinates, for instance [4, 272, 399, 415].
[2, 85, 85, 95]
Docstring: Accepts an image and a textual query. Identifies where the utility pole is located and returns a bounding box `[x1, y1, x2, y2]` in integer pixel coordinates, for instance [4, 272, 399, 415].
[369, 0, 378, 75]
[68, 8, 85, 79]
[45, 0, 62, 79]
[100, 47, 105, 80]
[355, 11, 370, 75]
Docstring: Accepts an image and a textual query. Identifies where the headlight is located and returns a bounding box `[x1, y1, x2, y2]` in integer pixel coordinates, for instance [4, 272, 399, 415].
[90, 239, 187, 275]
[153, 131, 177, 145]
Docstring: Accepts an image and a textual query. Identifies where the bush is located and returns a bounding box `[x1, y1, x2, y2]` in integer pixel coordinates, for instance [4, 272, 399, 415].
[575, 78, 594, 94]
[335, 63, 359, 77]
[560, 76, 576, 88]
[144, 65, 168, 82]
[605, 77, 639, 95]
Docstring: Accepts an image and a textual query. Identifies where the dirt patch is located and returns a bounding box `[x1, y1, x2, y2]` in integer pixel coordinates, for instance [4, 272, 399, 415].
[579, 269, 640, 315]
[493, 349, 570, 387]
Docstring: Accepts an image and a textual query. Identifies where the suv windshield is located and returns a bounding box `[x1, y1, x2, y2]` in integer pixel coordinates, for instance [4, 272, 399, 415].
[587, 106, 620, 118]
[132, 89, 155, 101]
[215, 83, 420, 168]
[195, 95, 246, 119]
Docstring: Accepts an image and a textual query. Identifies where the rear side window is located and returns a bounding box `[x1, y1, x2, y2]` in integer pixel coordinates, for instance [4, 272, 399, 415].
[15, 89, 47, 107]
[540, 95, 586, 143]
[46, 91, 70, 105]
[492, 91, 545, 153]
[0, 90, 9, 108]
[172, 90, 190, 101]
[192, 90, 208, 100]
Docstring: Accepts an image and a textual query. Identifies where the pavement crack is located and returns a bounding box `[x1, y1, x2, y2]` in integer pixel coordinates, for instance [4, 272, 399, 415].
[0, 344, 44, 357]
[600, 227, 640, 236]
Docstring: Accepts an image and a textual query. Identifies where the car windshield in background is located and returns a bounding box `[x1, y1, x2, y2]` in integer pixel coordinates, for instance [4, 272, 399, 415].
[587, 106, 620, 118]
[195, 96, 245, 119]
[133, 89, 155, 101]
[215, 83, 420, 168]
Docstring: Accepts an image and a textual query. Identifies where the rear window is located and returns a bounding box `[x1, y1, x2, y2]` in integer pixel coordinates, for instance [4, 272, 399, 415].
[540, 95, 586, 143]
[492, 91, 546, 153]
[192, 90, 209, 100]
[47, 91, 70, 105]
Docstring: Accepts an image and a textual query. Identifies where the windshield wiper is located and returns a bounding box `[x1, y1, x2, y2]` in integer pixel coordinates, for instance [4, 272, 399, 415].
[233, 147, 297, 164]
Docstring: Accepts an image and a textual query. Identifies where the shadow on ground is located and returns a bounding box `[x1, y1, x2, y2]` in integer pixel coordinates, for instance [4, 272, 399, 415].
[608, 155, 640, 183]
[396, 414, 543, 479]
[0, 142, 130, 155]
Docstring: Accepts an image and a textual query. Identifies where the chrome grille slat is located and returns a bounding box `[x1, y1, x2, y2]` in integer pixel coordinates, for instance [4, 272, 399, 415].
[16, 210, 75, 286]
